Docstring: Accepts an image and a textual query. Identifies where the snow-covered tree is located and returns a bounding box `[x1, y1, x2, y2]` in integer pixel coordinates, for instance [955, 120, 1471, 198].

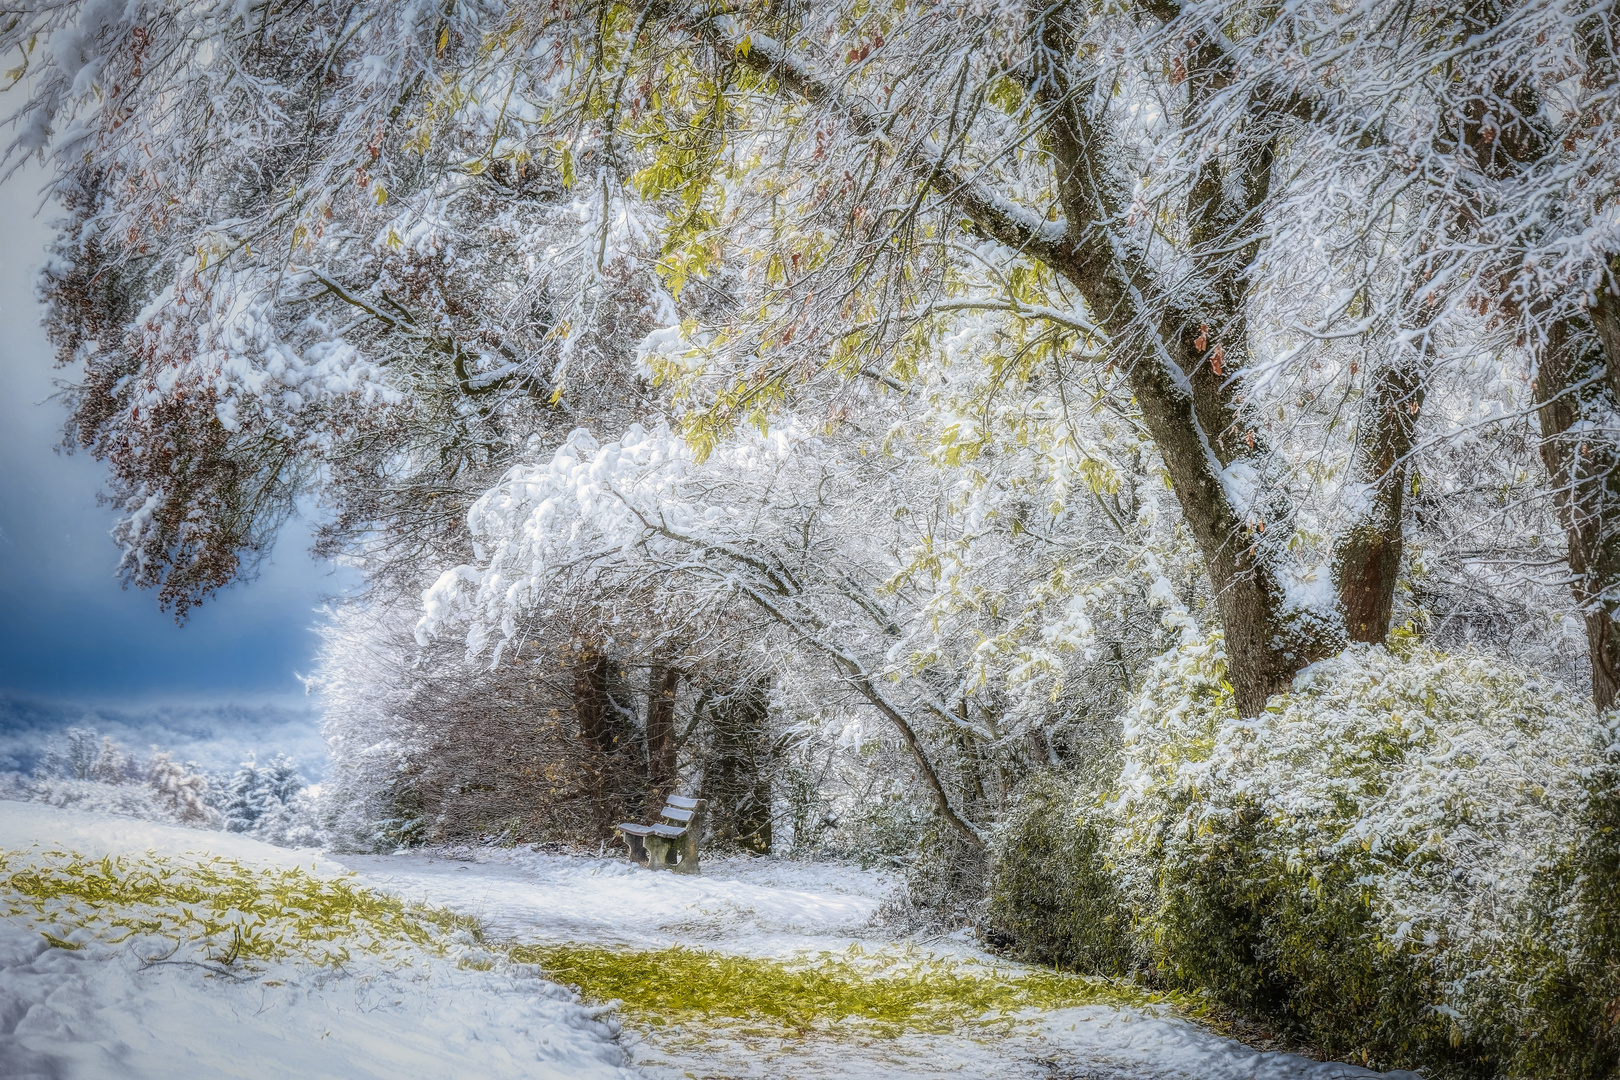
[11, 0, 1615, 709]
[223, 757, 267, 833]
[145, 752, 217, 825]
[6, 0, 1618, 860]
[261, 754, 303, 806]
[224, 753, 307, 834]
[38, 726, 102, 781]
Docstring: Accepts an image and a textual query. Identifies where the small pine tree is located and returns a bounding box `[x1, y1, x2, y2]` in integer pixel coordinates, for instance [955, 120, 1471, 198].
[261, 754, 303, 806]
[224, 757, 265, 833]
[89, 736, 129, 784]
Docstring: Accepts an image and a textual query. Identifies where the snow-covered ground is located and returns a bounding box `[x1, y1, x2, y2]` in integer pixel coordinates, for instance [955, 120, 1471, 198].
[345, 844, 1404, 1080]
[0, 803, 1411, 1079]
[0, 803, 633, 1080]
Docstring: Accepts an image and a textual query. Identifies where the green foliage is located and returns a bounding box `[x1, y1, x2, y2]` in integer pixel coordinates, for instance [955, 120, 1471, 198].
[987, 772, 1136, 977]
[988, 642, 1620, 1078]
[512, 942, 1187, 1037]
[1150, 810, 1499, 1076]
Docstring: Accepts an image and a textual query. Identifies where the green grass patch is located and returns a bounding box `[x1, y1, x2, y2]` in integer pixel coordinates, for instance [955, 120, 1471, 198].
[0, 847, 481, 968]
[512, 942, 1193, 1037]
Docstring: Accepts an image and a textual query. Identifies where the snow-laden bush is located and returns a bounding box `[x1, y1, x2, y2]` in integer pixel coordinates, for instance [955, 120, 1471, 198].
[1, 728, 222, 828]
[990, 640, 1620, 1078]
[986, 767, 1134, 977]
[1, 728, 324, 842]
[0, 772, 201, 824]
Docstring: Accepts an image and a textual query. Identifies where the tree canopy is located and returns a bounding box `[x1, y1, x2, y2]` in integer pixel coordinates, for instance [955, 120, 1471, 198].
[5, 0, 1618, 848]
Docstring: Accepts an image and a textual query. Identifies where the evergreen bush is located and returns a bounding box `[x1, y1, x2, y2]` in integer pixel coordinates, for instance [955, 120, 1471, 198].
[988, 638, 1620, 1078]
[986, 772, 1136, 977]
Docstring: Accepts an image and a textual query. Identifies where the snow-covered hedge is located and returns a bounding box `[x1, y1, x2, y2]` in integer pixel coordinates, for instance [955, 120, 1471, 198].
[990, 640, 1620, 1078]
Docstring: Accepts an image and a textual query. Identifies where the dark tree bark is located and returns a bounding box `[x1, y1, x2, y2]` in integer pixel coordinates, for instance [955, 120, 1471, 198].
[646, 663, 681, 800]
[1597, 256, 1620, 407]
[573, 648, 624, 754]
[571, 644, 642, 835]
[1538, 318, 1620, 711]
[1333, 350, 1427, 643]
[1514, 19, 1620, 711]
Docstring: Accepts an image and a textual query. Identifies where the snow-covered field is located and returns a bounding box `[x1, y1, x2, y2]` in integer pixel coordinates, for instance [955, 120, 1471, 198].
[0, 804, 632, 1080]
[0, 803, 1410, 1079]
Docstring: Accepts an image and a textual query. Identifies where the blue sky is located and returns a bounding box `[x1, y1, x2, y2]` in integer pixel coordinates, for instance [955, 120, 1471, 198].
[0, 162, 348, 717]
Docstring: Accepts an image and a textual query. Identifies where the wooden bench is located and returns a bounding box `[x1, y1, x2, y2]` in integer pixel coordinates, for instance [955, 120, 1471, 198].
[616, 794, 705, 874]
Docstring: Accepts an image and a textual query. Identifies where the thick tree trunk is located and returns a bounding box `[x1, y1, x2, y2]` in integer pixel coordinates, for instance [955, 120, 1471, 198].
[573, 648, 624, 754]
[571, 645, 641, 835]
[646, 663, 680, 798]
[1538, 39, 1620, 710]
[1597, 256, 1620, 406]
[1034, 16, 1326, 716]
[1333, 351, 1427, 643]
[1534, 318, 1620, 711]
[722, 12, 1343, 717]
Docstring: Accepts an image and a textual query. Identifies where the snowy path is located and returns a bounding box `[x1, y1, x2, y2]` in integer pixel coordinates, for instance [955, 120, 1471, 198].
[0, 804, 1409, 1080]
[344, 845, 1400, 1080]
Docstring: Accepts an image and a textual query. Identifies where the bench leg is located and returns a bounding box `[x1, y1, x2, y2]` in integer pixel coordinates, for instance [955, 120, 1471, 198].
[621, 833, 651, 867]
[671, 801, 703, 875]
[672, 828, 700, 875]
[644, 835, 674, 870]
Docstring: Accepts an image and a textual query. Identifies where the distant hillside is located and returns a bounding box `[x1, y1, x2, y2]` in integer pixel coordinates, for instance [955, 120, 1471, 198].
[0, 694, 326, 780]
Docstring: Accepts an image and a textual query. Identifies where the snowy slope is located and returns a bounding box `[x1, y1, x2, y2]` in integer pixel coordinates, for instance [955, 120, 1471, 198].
[0, 803, 635, 1080]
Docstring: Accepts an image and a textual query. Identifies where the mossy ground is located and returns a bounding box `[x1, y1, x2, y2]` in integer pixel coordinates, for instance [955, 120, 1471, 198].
[0, 846, 481, 969]
[513, 942, 1194, 1038]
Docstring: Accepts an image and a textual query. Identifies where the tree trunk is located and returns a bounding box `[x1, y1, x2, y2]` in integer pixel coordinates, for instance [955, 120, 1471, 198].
[1535, 40, 1620, 710]
[1597, 255, 1620, 406]
[1034, 14, 1327, 716]
[1534, 317, 1620, 711]
[1333, 349, 1428, 643]
[723, 12, 1345, 717]
[573, 648, 624, 754]
[646, 663, 680, 798]
[571, 644, 640, 834]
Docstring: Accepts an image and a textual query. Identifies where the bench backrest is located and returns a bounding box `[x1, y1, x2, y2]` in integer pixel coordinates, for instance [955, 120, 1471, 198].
[661, 795, 703, 826]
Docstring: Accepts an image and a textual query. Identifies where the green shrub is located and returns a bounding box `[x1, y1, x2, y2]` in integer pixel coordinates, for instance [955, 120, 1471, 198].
[989, 637, 1620, 1078]
[987, 771, 1136, 976]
